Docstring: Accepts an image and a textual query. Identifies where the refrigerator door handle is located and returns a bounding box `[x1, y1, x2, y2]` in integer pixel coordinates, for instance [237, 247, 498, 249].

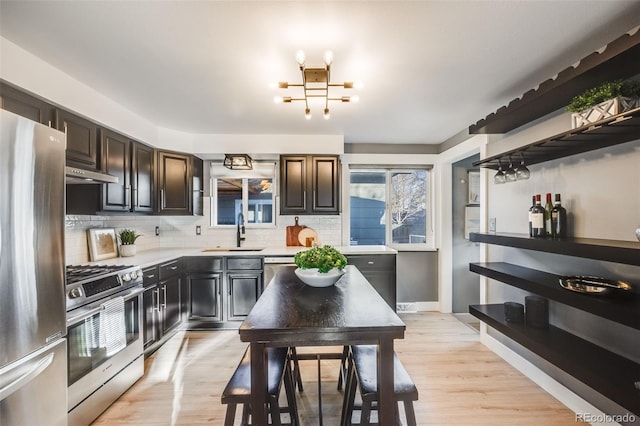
[0, 353, 54, 401]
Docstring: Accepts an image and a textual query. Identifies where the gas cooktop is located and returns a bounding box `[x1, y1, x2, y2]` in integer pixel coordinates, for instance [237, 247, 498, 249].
[65, 264, 143, 312]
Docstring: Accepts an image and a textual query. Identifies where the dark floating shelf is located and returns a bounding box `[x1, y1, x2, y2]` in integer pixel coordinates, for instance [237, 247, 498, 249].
[469, 232, 640, 266]
[469, 28, 640, 134]
[472, 108, 640, 170]
[469, 304, 640, 416]
[470, 262, 640, 330]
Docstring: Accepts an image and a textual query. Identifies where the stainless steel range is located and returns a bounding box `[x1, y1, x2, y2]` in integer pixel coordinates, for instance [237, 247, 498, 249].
[65, 264, 144, 426]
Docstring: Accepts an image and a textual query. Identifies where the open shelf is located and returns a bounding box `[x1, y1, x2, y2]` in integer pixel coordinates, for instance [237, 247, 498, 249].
[470, 262, 640, 330]
[469, 232, 640, 266]
[469, 28, 640, 134]
[469, 304, 640, 416]
[472, 107, 640, 170]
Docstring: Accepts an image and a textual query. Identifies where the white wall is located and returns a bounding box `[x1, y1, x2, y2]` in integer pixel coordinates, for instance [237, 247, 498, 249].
[482, 108, 640, 419]
[0, 36, 344, 155]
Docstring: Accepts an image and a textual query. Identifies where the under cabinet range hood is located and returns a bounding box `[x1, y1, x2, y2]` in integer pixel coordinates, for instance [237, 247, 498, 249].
[65, 166, 118, 184]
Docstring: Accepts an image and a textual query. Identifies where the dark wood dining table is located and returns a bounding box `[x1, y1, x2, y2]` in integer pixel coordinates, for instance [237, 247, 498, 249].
[239, 265, 406, 425]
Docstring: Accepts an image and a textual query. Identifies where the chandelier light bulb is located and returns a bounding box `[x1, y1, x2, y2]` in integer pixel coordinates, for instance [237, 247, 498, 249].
[323, 50, 334, 66]
[305, 108, 312, 120]
[354, 81, 365, 90]
[351, 95, 360, 103]
[323, 108, 330, 120]
[273, 96, 283, 104]
[296, 50, 306, 66]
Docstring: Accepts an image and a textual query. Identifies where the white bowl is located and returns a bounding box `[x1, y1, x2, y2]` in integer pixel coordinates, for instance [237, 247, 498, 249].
[294, 268, 345, 287]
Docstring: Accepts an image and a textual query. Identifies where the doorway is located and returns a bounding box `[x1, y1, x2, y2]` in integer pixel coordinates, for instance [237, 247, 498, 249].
[451, 154, 480, 316]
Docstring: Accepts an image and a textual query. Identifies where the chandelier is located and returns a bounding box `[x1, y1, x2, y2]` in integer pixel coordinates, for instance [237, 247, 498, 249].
[273, 50, 359, 120]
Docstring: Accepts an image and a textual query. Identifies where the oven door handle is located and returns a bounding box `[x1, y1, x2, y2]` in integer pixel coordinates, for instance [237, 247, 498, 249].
[67, 287, 145, 326]
[0, 353, 54, 401]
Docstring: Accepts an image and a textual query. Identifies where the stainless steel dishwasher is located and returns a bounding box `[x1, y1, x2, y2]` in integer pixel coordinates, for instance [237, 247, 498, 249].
[264, 256, 297, 286]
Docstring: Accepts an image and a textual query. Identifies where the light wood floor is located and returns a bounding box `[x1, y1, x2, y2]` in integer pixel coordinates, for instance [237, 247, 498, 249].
[92, 313, 581, 425]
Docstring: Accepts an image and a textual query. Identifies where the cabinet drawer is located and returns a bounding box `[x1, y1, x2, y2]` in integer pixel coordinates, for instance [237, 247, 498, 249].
[226, 257, 263, 270]
[185, 257, 223, 272]
[142, 265, 159, 287]
[347, 254, 396, 271]
[159, 259, 181, 280]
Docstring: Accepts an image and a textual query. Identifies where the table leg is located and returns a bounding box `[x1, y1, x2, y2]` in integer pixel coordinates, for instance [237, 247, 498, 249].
[377, 337, 395, 426]
[250, 342, 268, 426]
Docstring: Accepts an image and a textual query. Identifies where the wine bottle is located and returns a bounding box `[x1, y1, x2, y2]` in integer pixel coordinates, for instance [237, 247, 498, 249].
[528, 195, 535, 237]
[551, 194, 567, 238]
[531, 194, 546, 238]
[544, 193, 553, 236]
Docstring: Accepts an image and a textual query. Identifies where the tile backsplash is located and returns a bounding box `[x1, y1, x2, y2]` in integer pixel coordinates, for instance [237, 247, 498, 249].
[65, 197, 342, 264]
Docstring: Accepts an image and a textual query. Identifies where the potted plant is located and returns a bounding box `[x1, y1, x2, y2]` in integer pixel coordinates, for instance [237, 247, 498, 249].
[567, 79, 640, 128]
[294, 245, 348, 287]
[117, 228, 142, 257]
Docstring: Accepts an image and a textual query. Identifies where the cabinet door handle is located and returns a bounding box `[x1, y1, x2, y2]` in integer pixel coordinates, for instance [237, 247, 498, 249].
[367, 261, 374, 265]
[133, 187, 138, 208]
[161, 189, 165, 207]
[125, 185, 131, 209]
[154, 289, 160, 312]
[161, 286, 167, 309]
[169, 266, 178, 270]
[303, 190, 306, 209]
[146, 274, 155, 279]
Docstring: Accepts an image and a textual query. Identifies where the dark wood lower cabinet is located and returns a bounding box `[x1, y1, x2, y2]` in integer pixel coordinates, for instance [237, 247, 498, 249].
[188, 273, 223, 322]
[185, 256, 263, 328]
[142, 261, 182, 355]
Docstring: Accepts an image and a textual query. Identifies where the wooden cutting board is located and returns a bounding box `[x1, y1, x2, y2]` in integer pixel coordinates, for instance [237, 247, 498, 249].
[286, 216, 306, 246]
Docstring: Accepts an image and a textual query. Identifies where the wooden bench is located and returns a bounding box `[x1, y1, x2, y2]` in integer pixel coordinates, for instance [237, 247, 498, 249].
[340, 345, 418, 426]
[221, 346, 299, 426]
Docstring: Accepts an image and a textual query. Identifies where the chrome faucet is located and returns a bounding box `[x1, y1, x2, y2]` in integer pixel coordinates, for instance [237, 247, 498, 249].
[237, 212, 245, 247]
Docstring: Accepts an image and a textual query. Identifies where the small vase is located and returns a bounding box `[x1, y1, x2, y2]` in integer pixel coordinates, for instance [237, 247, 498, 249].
[119, 244, 137, 257]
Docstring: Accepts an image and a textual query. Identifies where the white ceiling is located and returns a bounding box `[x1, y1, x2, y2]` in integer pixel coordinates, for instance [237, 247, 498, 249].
[1, 1, 639, 145]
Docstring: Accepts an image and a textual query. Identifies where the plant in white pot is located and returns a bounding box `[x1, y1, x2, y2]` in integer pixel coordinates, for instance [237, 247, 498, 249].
[567, 79, 640, 128]
[294, 245, 348, 287]
[117, 228, 141, 257]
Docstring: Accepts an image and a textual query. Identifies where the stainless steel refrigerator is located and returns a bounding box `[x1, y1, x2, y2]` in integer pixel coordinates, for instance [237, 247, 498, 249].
[0, 109, 68, 426]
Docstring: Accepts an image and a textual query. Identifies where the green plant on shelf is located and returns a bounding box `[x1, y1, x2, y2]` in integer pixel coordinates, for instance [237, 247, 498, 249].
[566, 79, 640, 113]
[117, 228, 142, 245]
[294, 245, 347, 273]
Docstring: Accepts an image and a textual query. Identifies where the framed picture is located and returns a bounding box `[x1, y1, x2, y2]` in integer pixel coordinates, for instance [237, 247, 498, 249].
[468, 170, 480, 204]
[87, 228, 118, 261]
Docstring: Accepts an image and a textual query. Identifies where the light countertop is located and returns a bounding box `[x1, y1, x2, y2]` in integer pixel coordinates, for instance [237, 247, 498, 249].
[88, 245, 397, 268]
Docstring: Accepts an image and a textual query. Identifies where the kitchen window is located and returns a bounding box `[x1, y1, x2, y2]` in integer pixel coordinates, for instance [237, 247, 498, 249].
[210, 162, 276, 227]
[349, 167, 433, 249]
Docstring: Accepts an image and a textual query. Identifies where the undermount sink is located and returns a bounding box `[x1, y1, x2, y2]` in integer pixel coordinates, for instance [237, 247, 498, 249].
[202, 248, 265, 252]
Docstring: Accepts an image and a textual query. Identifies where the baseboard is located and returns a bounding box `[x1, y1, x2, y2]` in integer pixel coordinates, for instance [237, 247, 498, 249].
[481, 332, 618, 426]
[397, 301, 439, 312]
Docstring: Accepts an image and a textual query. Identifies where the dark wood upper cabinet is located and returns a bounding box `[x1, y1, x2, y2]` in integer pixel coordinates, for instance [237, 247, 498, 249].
[192, 156, 204, 216]
[131, 141, 154, 213]
[157, 150, 192, 215]
[0, 82, 53, 125]
[101, 129, 131, 212]
[280, 155, 340, 215]
[56, 109, 100, 170]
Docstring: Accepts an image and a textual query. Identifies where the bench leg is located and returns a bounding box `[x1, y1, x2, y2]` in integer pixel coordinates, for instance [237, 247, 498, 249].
[241, 404, 250, 426]
[224, 403, 237, 426]
[360, 398, 372, 426]
[340, 353, 357, 426]
[404, 400, 417, 426]
[283, 358, 300, 426]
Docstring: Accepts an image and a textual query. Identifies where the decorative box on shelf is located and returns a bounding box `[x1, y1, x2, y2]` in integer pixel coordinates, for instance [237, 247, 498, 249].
[571, 96, 640, 128]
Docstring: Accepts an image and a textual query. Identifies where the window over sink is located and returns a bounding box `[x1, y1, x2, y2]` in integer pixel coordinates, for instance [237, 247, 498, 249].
[210, 162, 276, 227]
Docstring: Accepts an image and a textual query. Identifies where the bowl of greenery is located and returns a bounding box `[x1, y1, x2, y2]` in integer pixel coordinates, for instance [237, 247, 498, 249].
[294, 245, 348, 287]
[117, 228, 142, 257]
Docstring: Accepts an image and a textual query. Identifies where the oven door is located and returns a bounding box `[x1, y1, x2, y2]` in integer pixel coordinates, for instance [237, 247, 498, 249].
[66, 287, 143, 411]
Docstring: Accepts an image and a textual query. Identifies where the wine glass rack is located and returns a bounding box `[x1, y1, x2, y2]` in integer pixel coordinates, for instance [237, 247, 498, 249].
[473, 107, 640, 170]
